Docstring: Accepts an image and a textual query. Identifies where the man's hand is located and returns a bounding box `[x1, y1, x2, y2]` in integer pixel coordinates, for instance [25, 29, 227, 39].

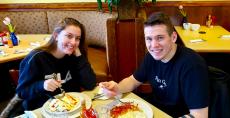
[99, 75, 142, 97]
[99, 81, 120, 97]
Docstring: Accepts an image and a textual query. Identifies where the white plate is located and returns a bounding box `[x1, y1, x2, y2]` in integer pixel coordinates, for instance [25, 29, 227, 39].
[41, 92, 92, 118]
[44, 93, 83, 115]
[109, 98, 153, 118]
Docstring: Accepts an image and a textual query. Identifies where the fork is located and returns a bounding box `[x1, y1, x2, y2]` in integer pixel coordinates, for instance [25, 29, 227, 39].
[92, 93, 106, 101]
[59, 87, 65, 98]
[54, 73, 65, 98]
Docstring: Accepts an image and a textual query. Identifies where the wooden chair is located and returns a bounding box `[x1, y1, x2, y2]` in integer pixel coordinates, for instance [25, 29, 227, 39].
[0, 69, 22, 118]
[9, 69, 19, 86]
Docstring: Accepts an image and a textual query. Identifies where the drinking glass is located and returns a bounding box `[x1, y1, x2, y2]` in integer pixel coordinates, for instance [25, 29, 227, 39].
[95, 105, 110, 118]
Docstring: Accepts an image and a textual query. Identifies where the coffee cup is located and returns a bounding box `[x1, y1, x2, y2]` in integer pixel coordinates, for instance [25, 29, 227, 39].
[191, 24, 200, 31]
[183, 23, 191, 30]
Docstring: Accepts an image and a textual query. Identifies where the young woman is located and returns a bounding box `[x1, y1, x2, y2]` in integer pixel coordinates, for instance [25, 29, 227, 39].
[16, 17, 96, 111]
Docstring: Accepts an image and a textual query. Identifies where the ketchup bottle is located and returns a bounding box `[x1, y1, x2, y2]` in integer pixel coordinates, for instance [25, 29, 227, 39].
[80, 100, 97, 118]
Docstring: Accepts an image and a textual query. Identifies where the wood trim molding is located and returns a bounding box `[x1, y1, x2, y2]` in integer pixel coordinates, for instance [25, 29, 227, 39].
[0, 2, 112, 11]
[107, 18, 119, 81]
[135, 18, 145, 68]
[145, 1, 230, 7]
[1, 1, 230, 11]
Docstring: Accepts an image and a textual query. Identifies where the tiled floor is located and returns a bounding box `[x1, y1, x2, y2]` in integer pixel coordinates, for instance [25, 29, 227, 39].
[0, 92, 14, 114]
[0, 98, 11, 113]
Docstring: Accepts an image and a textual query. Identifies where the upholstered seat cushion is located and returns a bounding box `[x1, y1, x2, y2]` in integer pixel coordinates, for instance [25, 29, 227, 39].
[0, 11, 49, 34]
[47, 11, 117, 48]
[88, 47, 108, 82]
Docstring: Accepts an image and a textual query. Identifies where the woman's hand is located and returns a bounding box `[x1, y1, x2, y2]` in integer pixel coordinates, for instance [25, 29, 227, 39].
[99, 81, 120, 97]
[44, 79, 62, 92]
[74, 47, 81, 57]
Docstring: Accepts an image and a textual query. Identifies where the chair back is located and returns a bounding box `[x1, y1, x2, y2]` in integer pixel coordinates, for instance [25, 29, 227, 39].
[208, 66, 230, 118]
[9, 69, 19, 86]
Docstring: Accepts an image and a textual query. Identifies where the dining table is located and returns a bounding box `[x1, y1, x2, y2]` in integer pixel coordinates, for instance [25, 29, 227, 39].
[174, 25, 230, 53]
[0, 34, 50, 64]
[16, 87, 171, 118]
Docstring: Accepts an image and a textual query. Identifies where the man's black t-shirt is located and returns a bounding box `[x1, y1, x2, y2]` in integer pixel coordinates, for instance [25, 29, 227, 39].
[134, 45, 209, 117]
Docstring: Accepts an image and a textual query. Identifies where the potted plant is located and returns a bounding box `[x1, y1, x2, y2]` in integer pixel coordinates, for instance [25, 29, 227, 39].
[97, 0, 156, 19]
[3, 17, 18, 46]
[178, 5, 188, 25]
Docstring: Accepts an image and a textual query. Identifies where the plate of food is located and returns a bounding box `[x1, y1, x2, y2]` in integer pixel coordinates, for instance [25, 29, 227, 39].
[41, 92, 91, 118]
[109, 98, 153, 118]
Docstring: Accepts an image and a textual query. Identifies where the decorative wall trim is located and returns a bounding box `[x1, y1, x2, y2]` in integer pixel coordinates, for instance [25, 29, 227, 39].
[0, 2, 111, 11]
[145, 1, 230, 7]
[1, 1, 230, 11]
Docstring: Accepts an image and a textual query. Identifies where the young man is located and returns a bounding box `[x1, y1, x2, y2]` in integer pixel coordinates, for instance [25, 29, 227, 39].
[100, 12, 209, 117]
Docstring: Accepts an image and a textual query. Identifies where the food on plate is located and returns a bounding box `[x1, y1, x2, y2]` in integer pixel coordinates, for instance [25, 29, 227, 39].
[48, 94, 79, 112]
[110, 102, 146, 118]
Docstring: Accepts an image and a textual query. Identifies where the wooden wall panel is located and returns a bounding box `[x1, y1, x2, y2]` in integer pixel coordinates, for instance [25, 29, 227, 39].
[107, 18, 145, 82]
[145, 6, 213, 25]
[212, 7, 230, 31]
[135, 19, 146, 67]
[144, 2, 230, 31]
[116, 20, 137, 80]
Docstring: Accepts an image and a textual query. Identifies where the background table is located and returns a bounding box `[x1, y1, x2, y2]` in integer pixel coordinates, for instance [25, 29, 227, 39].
[174, 26, 230, 53]
[0, 34, 50, 64]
